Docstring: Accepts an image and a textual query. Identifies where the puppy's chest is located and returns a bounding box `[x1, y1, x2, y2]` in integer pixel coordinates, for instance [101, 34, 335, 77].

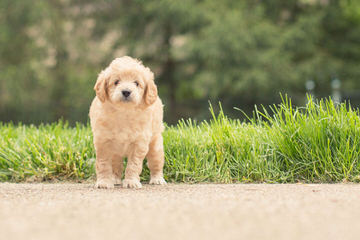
[113, 126, 148, 142]
[112, 119, 152, 148]
[94, 109, 153, 152]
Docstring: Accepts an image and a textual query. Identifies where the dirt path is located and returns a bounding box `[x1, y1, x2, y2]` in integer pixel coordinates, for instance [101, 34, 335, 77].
[0, 183, 360, 240]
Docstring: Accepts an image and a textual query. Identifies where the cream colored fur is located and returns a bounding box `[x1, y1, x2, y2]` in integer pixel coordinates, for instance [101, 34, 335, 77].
[89, 56, 166, 189]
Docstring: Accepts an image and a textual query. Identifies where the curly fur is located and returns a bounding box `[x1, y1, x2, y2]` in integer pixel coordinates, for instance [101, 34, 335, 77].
[89, 56, 166, 189]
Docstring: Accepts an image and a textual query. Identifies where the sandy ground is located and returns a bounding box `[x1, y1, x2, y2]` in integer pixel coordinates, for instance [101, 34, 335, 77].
[0, 183, 360, 240]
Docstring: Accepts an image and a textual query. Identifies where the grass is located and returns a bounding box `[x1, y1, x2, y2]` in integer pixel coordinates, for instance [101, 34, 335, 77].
[1, 96, 360, 183]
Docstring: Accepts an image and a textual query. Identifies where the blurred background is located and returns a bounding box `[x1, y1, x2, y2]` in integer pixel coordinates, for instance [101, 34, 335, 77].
[1, 0, 360, 124]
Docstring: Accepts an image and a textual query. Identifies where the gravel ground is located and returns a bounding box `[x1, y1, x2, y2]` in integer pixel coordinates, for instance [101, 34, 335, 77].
[0, 183, 360, 240]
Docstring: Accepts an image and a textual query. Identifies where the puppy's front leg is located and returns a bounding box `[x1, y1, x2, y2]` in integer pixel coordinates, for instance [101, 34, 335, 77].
[95, 145, 115, 189]
[95, 158, 114, 189]
[122, 144, 148, 189]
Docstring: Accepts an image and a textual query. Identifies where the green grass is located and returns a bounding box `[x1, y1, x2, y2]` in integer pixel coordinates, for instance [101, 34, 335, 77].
[1, 96, 360, 183]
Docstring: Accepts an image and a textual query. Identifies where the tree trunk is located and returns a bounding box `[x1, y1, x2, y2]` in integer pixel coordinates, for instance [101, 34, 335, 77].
[48, 1, 69, 121]
[160, 24, 177, 123]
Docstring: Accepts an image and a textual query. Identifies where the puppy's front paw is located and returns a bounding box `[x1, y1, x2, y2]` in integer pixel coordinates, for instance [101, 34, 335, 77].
[149, 176, 167, 185]
[122, 179, 142, 189]
[95, 179, 114, 189]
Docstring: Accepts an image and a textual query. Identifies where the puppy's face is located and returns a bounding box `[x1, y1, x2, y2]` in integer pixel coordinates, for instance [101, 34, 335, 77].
[94, 57, 157, 108]
[107, 70, 144, 106]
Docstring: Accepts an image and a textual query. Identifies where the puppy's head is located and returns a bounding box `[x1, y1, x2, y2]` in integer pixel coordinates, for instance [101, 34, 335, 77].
[94, 56, 157, 107]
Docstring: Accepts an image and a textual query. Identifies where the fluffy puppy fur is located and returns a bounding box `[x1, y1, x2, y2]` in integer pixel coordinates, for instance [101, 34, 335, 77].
[89, 56, 166, 189]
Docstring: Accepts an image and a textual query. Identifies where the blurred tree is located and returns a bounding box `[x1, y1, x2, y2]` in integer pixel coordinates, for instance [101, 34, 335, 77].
[191, 1, 298, 109]
[0, 1, 46, 122]
[46, 0, 70, 120]
[322, 0, 360, 92]
[341, 0, 360, 22]
[1, 0, 360, 124]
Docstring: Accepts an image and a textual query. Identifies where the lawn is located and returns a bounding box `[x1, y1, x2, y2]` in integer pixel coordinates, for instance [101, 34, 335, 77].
[1, 96, 360, 183]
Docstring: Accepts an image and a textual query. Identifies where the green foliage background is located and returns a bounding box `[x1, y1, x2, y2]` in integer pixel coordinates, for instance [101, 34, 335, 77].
[1, 0, 360, 124]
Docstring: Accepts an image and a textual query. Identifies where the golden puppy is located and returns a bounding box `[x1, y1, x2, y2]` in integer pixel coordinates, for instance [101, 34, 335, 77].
[89, 56, 166, 189]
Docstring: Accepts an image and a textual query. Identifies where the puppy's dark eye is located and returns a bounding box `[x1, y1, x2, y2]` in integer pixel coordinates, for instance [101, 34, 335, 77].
[114, 80, 120, 85]
[134, 81, 139, 87]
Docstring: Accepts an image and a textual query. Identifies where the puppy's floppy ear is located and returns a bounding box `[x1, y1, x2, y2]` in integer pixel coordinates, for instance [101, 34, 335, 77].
[144, 69, 157, 106]
[94, 69, 109, 102]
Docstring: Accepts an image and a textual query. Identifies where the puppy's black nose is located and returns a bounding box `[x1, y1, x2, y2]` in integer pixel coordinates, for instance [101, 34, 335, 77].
[122, 90, 131, 98]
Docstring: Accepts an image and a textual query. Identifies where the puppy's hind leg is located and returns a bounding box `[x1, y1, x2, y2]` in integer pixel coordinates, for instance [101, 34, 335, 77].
[147, 135, 166, 185]
[112, 155, 123, 185]
[122, 143, 148, 189]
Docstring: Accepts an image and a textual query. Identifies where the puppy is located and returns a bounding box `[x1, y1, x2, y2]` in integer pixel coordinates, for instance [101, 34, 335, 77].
[89, 56, 166, 189]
